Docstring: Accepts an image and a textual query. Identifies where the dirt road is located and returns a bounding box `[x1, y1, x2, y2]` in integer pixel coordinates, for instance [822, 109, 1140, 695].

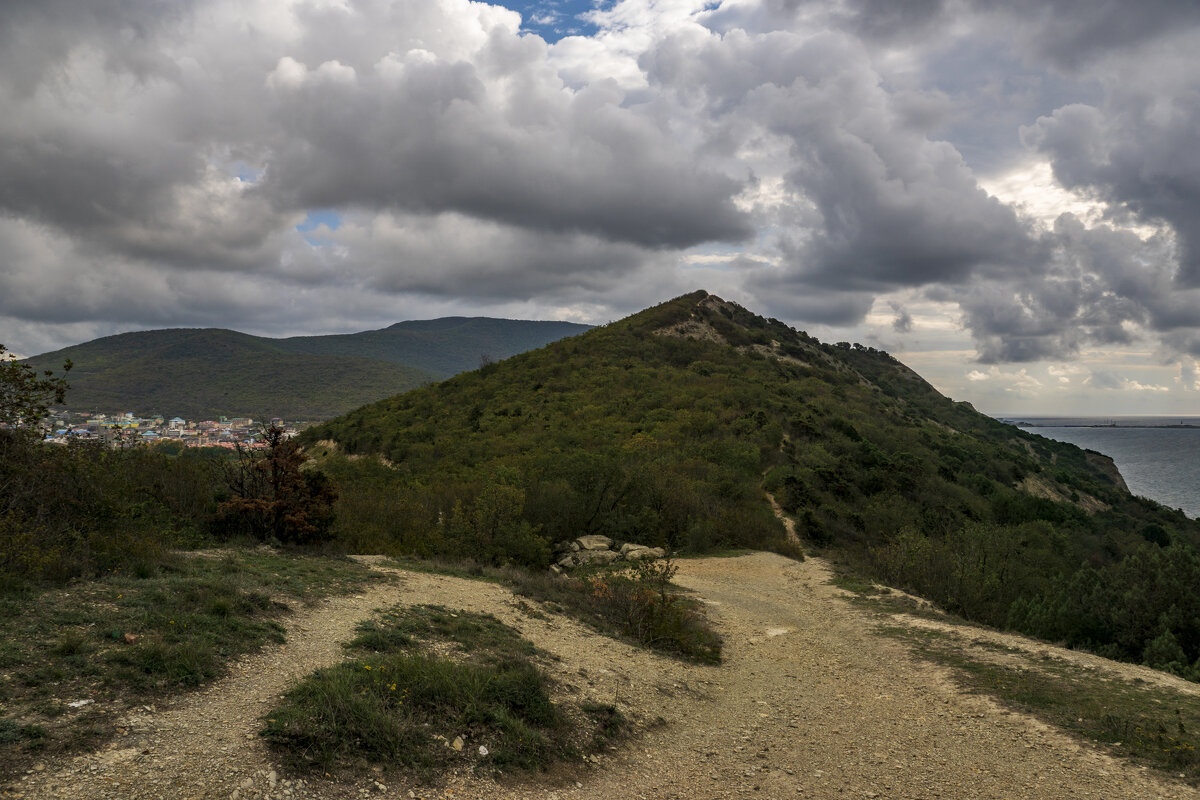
[10, 553, 1197, 799]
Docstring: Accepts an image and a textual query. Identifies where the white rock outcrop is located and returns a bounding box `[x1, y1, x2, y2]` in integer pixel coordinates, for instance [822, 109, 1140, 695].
[553, 537, 666, 570]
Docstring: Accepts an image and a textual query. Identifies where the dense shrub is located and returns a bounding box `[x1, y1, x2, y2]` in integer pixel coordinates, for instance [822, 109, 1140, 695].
[508, 556, 722, 664]
[211, 426, 337, 546]
[0, 430, 218, 582]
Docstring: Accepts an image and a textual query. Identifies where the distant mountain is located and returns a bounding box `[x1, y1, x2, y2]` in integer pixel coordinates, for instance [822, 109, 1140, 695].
[23, 318, 590, 420]
[274, 317, 592, 376]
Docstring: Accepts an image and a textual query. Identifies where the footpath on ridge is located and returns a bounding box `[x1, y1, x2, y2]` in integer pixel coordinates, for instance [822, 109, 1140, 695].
[11, 553, 1198, 800]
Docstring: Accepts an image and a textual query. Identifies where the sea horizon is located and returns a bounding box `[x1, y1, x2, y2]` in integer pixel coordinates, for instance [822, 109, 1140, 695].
[999, 414, 1200, 428]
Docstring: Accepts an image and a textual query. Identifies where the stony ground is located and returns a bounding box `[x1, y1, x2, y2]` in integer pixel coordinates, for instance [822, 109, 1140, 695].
[8, 552, 1199, 800]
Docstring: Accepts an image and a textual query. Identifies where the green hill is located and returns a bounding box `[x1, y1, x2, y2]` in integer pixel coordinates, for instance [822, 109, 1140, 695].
[305, 291, 1200, 678]
[23, 318, 590, 420]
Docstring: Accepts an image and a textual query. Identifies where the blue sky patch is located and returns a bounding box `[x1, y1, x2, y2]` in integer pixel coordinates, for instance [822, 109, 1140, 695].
[496, 0, 614, 43]
[296, 209, 343, 245]
[296, 209, 342, 233]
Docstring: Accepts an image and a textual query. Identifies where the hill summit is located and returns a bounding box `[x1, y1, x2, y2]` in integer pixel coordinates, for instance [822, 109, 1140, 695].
[308, 291, 1200, 676]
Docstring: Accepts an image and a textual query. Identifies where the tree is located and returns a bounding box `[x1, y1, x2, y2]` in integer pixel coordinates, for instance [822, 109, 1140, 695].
[0, 345, 71, 427]
[212, 425, 337, 545]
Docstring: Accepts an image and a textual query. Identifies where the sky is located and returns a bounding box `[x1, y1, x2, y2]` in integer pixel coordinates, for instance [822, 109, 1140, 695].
[2, 0, 1200, 415]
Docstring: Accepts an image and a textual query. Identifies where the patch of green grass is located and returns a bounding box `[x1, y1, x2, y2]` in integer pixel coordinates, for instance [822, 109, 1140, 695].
[383, 555, 722, 664]
[830, 572, 885, 596]
[508, 559, 722, 665]
[881, 624, 1200, 784]
[0, 718, 47, 746]
[830, 566, 957, 622]
[580, 701, 628, 750]
[264, 606, 620, 781]
[0, 549, 377, 781]
[351, 605, 541, 664]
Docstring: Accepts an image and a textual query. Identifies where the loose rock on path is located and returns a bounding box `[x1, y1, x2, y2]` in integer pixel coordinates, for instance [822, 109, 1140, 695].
[9, 553, 1198, 799]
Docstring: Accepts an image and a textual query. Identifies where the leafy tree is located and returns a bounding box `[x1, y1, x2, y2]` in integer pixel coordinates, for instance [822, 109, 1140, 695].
[213, 426, 337, 545]
[0, 344, 70, 427]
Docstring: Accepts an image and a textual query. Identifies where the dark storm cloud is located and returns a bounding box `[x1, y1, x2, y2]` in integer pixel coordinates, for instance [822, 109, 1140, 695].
[830, 0, 948, 43]
[942, 215, 1200, 363]
[890, 302, 913, 334]
[975, 0, 1200, 70]
[706, 0, 1200, 364]
[703, 0, 948, 42]
[645, 24, 1044, 311]
[2, 0, 1200, 379]
[1024, 86, 1200, 287]
[0, 0, 748, 283]
[299, 211, 669, 299]
[0, 0, 194, 95]
[257, 50, 750, 248]
[737, 0, 1200, 62]
[754, 280, 875, 326]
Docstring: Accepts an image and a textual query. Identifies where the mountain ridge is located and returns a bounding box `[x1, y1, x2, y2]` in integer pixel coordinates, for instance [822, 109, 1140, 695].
[22, 317, 591, 419]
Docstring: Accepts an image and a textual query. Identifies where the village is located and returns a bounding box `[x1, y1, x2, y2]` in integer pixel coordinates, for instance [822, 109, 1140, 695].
[40, 411, 302, 449]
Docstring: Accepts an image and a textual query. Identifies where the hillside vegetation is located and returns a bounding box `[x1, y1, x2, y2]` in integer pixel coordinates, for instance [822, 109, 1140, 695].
[23, 318, 590, 419]
[305, 291, 1200, 678]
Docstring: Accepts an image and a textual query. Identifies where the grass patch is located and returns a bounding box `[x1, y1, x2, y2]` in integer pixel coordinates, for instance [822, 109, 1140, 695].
[263, 605, 624, 781]
[0, 548, 376, 781]
[383, 555, 723, 664]
[881, 623, 1200, 784]
[829, 565, 955, 622]
[508, 558, 722, 665]
[353, 605, 542, 663]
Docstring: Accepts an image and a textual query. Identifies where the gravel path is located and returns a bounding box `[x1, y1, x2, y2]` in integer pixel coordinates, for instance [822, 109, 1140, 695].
[9, 553, 1198, 800]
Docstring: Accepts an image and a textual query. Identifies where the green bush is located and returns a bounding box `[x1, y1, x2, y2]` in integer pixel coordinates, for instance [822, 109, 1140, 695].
[0, 431, 218, 583]
[510, 556, 721, 664]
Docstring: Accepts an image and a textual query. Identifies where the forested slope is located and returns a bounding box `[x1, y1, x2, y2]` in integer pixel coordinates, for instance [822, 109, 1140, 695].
[24, 329, 436, 420]
[23, 318, 590, 419]
[305, 291, 1200, 678]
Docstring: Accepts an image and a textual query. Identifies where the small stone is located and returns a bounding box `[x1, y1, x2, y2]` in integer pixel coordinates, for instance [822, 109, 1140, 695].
[451, 736, 464, 751]
[478, 745, 489, 756]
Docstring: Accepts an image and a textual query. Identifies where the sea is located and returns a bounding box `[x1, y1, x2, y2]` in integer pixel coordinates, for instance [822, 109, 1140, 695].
[999, 416, 1200, 519]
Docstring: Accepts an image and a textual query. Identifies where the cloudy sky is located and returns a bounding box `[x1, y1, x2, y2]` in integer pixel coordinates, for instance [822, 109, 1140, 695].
[2, 0, 1199, 415]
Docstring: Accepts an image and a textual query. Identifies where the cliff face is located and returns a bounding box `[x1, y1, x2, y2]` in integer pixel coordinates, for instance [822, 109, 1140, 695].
[1085, 451, 1131, 493]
